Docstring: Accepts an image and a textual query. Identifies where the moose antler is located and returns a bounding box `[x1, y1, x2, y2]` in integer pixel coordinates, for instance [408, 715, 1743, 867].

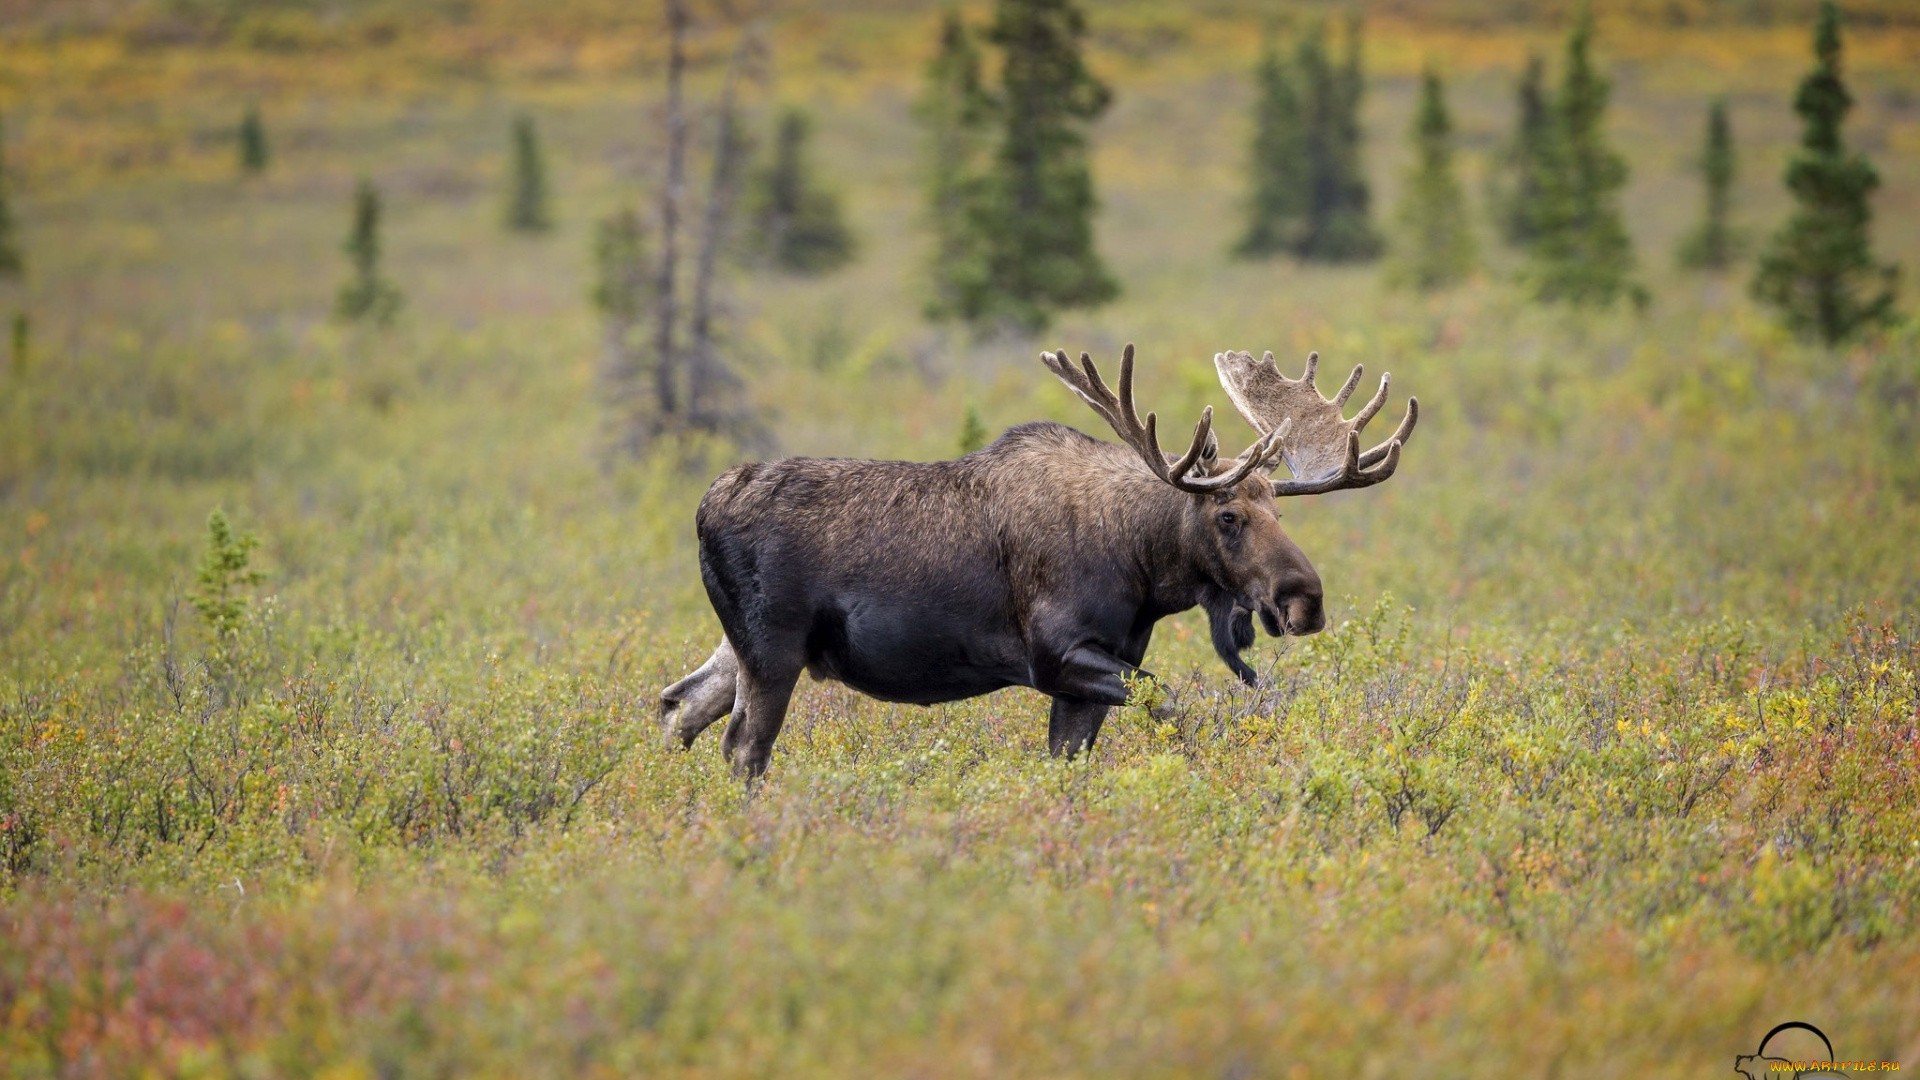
[1044, 344, 1287, 495]
[1214, 349, 1418, 497]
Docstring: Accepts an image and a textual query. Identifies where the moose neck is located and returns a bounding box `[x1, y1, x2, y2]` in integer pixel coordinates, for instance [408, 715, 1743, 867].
[1116, 475, 1223, 618]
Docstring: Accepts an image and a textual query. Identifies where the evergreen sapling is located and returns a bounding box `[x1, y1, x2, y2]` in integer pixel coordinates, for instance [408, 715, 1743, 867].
[1494, 56, 1552, 248]
[971, 0, 1118, 332]
[1522, 12, 1643, 308]
[1388, 67, 1475, 291]
[240, 103, 269, 174]
[918, 11, 993, 321]
[334, 179, 403, 325]
[749, 109, 855, 274]
[505, 114, 552, 233]
[1678, 99, 1740, 269]
[0, 115, 22, 280]
[1751, 1, 1898, 344]
[1234, 40, 1308, 258]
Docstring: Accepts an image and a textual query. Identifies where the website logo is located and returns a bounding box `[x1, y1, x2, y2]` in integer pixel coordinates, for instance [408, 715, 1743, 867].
[1734, 1021, 1901, 1077]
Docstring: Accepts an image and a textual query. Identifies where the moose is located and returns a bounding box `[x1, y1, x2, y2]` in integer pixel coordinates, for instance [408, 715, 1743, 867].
[661, 345, 1417, 779]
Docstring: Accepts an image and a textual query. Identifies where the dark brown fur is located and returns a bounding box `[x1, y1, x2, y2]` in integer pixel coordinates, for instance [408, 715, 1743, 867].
[663, 420, 1324, 779]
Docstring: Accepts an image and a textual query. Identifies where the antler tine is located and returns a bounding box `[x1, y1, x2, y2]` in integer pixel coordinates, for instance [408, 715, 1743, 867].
[1358, 396, 1418, 469]
[1215, 346, 1418, 497]
[1045, 344, 1276, 495]
[1159, 405, 1221, 480]
[1114, 343, 1139, 430]
[1270, 431, 1404, 497]
[1352, 372, 1391, 429]
[1333, 363, 1365, 408]
[1187, 423, 1287, 491]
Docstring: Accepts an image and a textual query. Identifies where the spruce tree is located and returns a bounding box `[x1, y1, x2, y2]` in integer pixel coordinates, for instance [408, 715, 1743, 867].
[1234, 40, 1308, 258]
[972, 0, 1118, 332]
[239, 103, 269, 174]
[505, 114, 552, 233]
[958, 404, 988, 455]
[0, 115, 22, 280]
[334, 179, 402, 325]
[1294, 20, 1379, 262]
[1493, 56, 1553, 247]
[918, 11, 993, 319]
[592, 207, 649, 395]
[1678, 99, 1739, 269]
[1388, 67, 1475, 291]
[1751, 1, 1898, 344]
[749, 109, 855, 274]
[1523, 11, 1641, 308]
[9, 313, 25, 378]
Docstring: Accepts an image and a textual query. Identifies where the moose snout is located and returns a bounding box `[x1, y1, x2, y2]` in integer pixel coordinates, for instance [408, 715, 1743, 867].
[1273, 574, 1325, 636]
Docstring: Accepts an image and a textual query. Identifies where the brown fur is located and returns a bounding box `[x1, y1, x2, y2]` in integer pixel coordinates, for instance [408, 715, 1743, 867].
[664, 421, 1324, 780]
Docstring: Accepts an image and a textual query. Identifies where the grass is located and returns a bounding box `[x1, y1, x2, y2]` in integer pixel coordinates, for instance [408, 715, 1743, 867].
[3, 2, 1920, 1075]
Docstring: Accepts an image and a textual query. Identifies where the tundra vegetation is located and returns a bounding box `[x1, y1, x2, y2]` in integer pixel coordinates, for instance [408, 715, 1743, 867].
[1, 1, 1919, 1076]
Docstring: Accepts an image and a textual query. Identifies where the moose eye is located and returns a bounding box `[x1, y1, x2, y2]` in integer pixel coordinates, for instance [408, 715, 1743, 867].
[1217, 510, 1239, 529]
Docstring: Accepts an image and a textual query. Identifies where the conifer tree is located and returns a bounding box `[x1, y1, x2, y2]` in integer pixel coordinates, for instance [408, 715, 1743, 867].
[1751, 1, 1898, 344]
[1294, 19, 1379, 262]
[592, 207, 648, 396]
[334, 179, 402, 325]
[918, 11, 993, 319]
[505, 114, 552, 233]
[1493, 56, 1553, 247]
[0, 115, 22, 280]
[1678, 99, 1739, 269]
[9, 313, 25, 378]
[239, 103, 269, 174]
[1389, 67, 1475, 291]
[972, 0, 1118, 332]
[958, 404, 988, 455]
[1234, 40, 1308, 258]
[1523, 11, 1641, 308]
[749, 109, 855, 274]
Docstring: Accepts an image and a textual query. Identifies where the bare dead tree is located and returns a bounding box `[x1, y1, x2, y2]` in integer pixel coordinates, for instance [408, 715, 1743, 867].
[644, 0, 692, 450]
[607, 0, 764, 458]
[687, 31, 763, 433]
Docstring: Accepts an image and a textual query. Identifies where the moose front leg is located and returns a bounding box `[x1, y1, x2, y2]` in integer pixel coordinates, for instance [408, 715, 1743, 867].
[1047, 695, 1111, 758]
[1032, 638, 1166, 758]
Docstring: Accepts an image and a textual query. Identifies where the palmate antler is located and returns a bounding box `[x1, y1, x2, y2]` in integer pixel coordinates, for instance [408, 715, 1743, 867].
[1214, 349, 1418, 497]
[1043, 344, 1287, 494]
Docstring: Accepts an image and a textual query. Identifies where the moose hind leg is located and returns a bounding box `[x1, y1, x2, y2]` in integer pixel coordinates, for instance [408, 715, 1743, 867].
[1047, 695, 1112, 759]
[719, 663, 801, 782]
[660, 640, 740, 749]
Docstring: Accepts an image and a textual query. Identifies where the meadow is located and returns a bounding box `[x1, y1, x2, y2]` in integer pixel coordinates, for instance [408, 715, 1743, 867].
[3, 1, 1920, 1075]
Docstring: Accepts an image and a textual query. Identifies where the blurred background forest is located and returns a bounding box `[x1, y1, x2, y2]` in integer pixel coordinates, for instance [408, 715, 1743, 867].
[2, 0, 1919, 1075]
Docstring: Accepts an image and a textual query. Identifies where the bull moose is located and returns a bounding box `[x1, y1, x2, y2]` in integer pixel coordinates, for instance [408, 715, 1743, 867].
[661, 345, 1417, 779]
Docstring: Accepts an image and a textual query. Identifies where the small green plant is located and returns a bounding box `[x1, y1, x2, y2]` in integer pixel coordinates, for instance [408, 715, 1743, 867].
[239, 102, 269, 174]
[334, 178, 403, 325]
[504, 113, 552, 233]
[957, 404, 988, 455]
[191, 508, 264, 640]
